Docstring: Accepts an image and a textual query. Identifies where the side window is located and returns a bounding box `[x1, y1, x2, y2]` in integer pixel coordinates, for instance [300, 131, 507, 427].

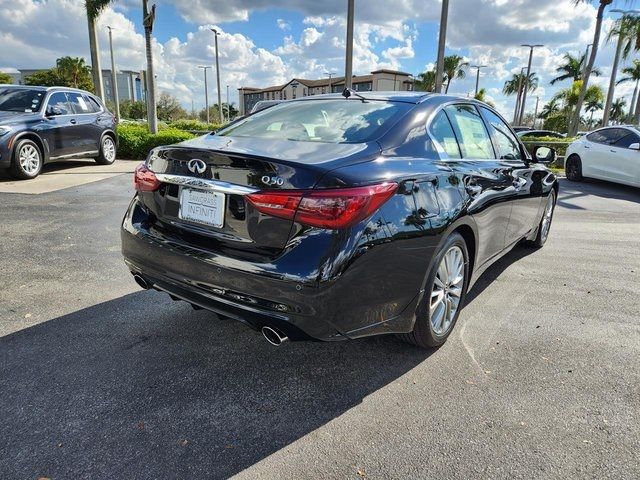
[444, 104, 494, 160]
[85, 95, 102, 113]
[480, 107, 522, 160]
[614, 132, 640, 149]
[46, 92, 72, 115]
[430, 111, 461, 159]
[67, 92, 92, 114]
[587, 129, 623, 145]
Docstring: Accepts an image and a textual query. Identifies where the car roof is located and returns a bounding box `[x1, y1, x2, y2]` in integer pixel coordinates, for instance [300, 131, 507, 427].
[294, 91, 494, 106]
[0, 84, 93, 95]
[588, 125, 640, 134]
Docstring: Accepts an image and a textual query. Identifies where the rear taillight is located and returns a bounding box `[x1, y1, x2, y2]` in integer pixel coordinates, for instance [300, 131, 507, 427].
[134, 163, 161, 192]
[246, 183, 397, 229]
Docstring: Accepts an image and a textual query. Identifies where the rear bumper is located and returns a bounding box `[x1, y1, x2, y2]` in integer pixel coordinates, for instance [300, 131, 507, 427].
[121, 196, 424, 342]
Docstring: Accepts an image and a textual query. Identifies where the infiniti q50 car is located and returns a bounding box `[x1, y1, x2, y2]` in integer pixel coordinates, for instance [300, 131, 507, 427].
[121, 92, 558, 348]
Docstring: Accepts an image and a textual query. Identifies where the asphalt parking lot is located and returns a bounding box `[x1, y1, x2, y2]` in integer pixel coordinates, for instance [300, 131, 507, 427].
[0, 170, 638, 479]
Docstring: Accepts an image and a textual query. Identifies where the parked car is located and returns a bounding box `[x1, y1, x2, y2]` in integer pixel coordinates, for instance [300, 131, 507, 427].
[565, 125, 640, 187]
[512, 126, 533, 132]
[250, 100, 284, 114]
[0, 85, 116, 179]
[122, 92, 558, 348]
[517, 129, 565, 139]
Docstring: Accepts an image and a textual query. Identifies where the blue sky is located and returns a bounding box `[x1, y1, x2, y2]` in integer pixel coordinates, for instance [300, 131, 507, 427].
[1, 0, 637, 120]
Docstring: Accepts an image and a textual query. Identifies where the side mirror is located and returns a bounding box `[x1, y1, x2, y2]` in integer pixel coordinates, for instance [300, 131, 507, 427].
[46, 106, 63, 117]
[533, 146, 556, 164]
[629, 142, 640, 151]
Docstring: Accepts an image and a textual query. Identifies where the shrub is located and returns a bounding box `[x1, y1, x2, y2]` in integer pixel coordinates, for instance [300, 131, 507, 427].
[117, 123, 196, 160]
[520, 136, 576, 164]
[169, 119, 224, 133]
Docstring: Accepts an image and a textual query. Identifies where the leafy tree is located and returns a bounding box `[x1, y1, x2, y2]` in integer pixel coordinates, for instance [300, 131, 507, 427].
[199, 103, 238, 123]
[0, 71, 13, 84]
[543, 112, 569, 133]
[24, 57, 93, 90]
[568, 0, 638, 136]
[414, 70, 436, 92]
[474, 88, 494, 107]
[157, 92, 187, 121]
[443, 55, 467, 94]
[120, 100, 148, 120]
[550, 53, 601, 85]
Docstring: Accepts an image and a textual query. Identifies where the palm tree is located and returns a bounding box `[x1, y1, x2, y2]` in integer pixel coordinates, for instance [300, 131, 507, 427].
[610, 97, 627, 123]
[617, 59, 640, 122]
[540, 98, 561, 119]
[585, 97, 604, 124]
[415, 70, 436, 92]
[550, 53, 602, 84]
[56, 57, 91, 89]
[603, 14, 640, 125]
[443, 55, 468, 94]
[503, 72, 539, 95]
[568, 0, 637, 136]
[85, 0, 114, 101]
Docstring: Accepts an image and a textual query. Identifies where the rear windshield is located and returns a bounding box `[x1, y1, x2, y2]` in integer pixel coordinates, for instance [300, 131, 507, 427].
[0, 88, 44, 112]
[220, 99, 412, 144]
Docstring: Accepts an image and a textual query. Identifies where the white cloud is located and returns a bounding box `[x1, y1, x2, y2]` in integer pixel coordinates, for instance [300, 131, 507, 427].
[277, 18, 291, 31]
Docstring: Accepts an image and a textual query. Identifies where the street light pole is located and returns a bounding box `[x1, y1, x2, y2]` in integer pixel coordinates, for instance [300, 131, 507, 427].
[210, 28, 223, 124]
[533, 96, 540, 129]
[106, 26, 120, 123]
[519, 44, 543, 125]
[344, 0, 355, 90]
[198, 65, 211, 124]
[470, 65, 487, 97]
[324, 72, 334, 94]
[142, 0, 158, 133]
[435, 0, 450, 93]
[226, 85, 229, 122]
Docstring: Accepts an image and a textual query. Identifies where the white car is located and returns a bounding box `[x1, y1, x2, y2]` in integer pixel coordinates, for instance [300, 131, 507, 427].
[565, 126, 640, 187]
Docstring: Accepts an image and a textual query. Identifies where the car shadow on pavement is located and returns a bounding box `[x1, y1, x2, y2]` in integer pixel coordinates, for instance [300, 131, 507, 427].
[557, 178, 640, 210]
[0, 292, 433, 479]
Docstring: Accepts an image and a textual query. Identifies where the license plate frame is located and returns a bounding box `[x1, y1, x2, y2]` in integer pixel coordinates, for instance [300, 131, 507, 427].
[178, 187, 225, 228]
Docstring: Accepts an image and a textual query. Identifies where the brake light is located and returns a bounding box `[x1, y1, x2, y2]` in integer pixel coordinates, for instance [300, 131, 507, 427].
[246, 183, 397, 229]
[134, 163, 161, 192]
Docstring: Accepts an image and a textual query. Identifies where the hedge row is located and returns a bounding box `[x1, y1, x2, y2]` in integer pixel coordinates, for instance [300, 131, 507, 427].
[521, 136, 576, 158]
[117, 123, 196, 160]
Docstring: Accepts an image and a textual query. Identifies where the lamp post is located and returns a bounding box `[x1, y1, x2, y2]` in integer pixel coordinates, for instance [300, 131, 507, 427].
[226, 85, 229, 122]
[324, 71, 334, 94]
[344, 0, 355, 90]
[142, 0, 158, 133]
[518, 44, 543, 125]
[435, 0, 450, 93]
[533, 96, 540, 129]
[106, 26, 120, 122]
[198, 65, 211, 124]
[210, 28, 223, 123]
[470, 64, 487, 97]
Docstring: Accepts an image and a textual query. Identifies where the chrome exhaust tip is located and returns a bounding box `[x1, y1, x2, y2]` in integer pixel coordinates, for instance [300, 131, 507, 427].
[261, 326, 289, 346]
[133, 274, 150, 290]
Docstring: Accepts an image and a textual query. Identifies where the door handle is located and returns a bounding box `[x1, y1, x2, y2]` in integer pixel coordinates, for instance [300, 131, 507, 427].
[70, 119, 77, 124]
[610, 149, 616, 153]
[584, 145, 590, 149]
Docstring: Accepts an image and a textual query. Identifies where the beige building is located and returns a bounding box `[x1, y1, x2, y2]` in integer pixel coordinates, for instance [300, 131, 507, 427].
[238, 69, 414, 115]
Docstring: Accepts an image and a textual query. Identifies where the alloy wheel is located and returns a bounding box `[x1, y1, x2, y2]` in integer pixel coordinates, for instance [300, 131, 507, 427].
[430, 245, 465, 336]
[103, 137, 116, 163]
[19, 144, 40, 175]
[540, 193, 554, 243]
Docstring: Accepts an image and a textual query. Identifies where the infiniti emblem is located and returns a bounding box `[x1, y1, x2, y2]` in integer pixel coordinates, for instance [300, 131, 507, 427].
[187, 158, 207, 174]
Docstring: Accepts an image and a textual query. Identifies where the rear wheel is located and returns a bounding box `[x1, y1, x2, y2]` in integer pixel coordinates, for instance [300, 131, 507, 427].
[95, 135, 116, 165]
[398, 232, 469, 348]
[10, 139, 42, 179]
[565, 155, 583, 181]
[527, 190, 556, 248]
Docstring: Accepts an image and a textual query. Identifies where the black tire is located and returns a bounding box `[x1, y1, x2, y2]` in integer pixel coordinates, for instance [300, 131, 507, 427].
[526, 190, 556, 248]
[10, 139, 43, 180]
[95, 134, 116, 165]
[565, 154, 583, 181]
[398, 232, 469, 349]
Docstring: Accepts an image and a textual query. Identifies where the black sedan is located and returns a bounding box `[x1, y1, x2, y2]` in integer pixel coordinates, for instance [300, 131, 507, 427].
[122, 92, 558, 348]
[0, 85, 117, 179]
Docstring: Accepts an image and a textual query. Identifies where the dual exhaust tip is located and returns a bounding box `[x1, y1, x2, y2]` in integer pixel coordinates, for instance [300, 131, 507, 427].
[133, 273, 289, 346]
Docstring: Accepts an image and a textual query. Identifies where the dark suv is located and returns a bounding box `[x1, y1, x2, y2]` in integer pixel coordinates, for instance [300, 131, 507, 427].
[0, 85, 117, 179]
